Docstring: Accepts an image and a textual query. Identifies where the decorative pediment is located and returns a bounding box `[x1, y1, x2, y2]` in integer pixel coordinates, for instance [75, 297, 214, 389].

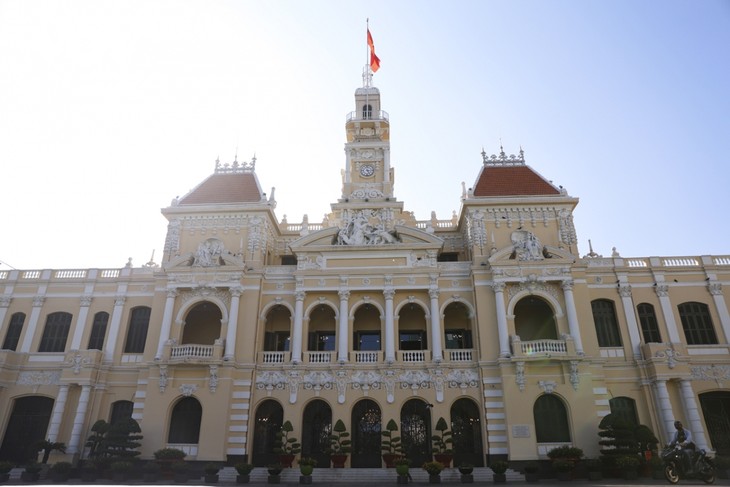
[289, 224, 443, 253]
[163, 240, 245, 271]
[489, 242, 574, 264]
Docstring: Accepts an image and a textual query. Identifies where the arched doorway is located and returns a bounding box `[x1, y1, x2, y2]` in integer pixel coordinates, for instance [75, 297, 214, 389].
[182, 301, 222, 345]
[401, 399, 431, 467]
[700, 391, 730, 454]
[252, 400, 284, 466]
[514, 296, 557, 340]
[168, 397, 202, 445]
[351, 399, 381, 467]
[301, 400, 332, 468]
[451, 398, 484, 467]
[0, 396, 54, 462]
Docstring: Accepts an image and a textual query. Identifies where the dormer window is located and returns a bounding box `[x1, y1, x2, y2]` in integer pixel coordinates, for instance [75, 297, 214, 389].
[362, 104, 373, 119]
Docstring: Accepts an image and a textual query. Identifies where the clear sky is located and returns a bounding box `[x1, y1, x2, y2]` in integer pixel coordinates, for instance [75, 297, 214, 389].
[1, 0, 728, 271]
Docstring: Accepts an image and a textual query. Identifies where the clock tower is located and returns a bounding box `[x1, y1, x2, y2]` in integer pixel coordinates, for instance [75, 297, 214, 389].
[332, 71, 404, 231]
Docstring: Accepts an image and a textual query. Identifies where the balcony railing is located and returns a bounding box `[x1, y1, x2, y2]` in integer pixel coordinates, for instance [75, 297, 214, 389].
[447, 349, 474, 362]
[511, 336, 576, 358]
[306, 351, 333, 364]
[398, 350, 430, 363]
[352, 351, 381, 363]
[260, 351, 289, 364]
[171, 343, 214, 359]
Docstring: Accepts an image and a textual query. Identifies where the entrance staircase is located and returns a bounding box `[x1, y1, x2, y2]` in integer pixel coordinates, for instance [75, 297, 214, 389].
[219, 466, 525, 483]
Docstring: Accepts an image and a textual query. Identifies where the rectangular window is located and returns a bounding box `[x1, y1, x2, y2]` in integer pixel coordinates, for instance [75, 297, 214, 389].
[265, 331, 290, 351]
[399, 331, 426, 351]
[309, 331, 336, 351]
[637, 303, 662, 343]
[679, 302, 718, 345]
[355, 331, 381, 351]
[591, 300, 622, 347]
[445, 329, 473, 349]
[2, 313, 25, 351]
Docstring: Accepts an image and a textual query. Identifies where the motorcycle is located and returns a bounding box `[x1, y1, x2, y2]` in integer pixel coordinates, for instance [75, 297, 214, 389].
[661, 444, 715, 484]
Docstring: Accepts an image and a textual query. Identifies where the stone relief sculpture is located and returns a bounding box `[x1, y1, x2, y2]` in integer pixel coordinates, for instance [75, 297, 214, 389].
[193, 238, 225, 267]
[336, 209, 400, 245]
[511, 230, 545, 261]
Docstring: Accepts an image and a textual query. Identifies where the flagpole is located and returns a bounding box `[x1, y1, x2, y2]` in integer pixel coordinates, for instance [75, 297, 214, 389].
[365, 18, 370, 88]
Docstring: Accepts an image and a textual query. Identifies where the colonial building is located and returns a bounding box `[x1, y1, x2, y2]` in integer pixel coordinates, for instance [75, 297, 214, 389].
[1, 72, 729, 470]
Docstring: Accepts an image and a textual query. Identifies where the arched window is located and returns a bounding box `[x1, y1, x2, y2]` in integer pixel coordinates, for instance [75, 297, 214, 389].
[168, 397, 202, 444]
[2, 312, 25, 351]
[533, 394, 570, 442]
[637, 303, 661, 343]
[591, 299, 622, 347]
[514, 296, 558, 340]
[301, 400, 332, 468]
[87, 312, 109, 350]
[263, 305, 291, 352]
[609, 396, 638, 426]
[181, 301, 222, 345]
[110, 400, 134, 425]
[39, 311, 72, 352]
[124, 306, 151, 353]
[450, 398, 484, 467]
[678, 302, 718, 345]
[351, 399, 381, 468]
[362, 104, 373, 119]
[252, 400, 284, 466]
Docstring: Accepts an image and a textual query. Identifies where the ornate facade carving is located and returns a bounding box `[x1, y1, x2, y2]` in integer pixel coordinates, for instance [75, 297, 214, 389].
[511, 230, 545, 261]
[336, 209, 400, 245]
[690, 365, 730, 386]
[17, 370, 61, 386]
[179, 384, 198, 396]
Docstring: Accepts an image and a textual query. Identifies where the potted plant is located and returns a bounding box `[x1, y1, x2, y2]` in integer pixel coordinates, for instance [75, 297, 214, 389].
[298, 457, 316, 484]
[50, 461, 72, 483]
[395, 458, 410, 484]
[274, 420, 301, 467]
[524, 462, 539, 482]
[327, 419, 351, 468]
[34, 440, 67, 465]
[615, 455, 640, 480]
[235, 463, 254, 484]
[21, 463, 42, 483]
[547, 445, 583, 464]
[490, 460, 508, 483]
[552, 459, 573, 481]
[142, 462, 160, 482]
[0, 461, 13, 483]
[381, 419, 403, 468]
[204, 463, 220, 483]
[458, 462, 474, 483]
[171, 461, 188, 483]
[266, 463, 283, 484]
[431, 417, 454, 467]
[422, 460, 445, 483]
[154, 447, 186, 477]
[585, 458, 602, 480]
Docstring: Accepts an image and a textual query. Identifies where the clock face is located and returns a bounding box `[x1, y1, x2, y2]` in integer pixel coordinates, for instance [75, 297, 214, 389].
[360, 164, 375, 177]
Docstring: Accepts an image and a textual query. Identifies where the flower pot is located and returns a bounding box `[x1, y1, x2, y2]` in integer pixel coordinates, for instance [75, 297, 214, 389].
[460, 473, 474, 483]
[330, 454, 347, 468]
[267, 474, 281, 484]
[493, 473, 506, 483]
[429, 474, 441, 483]
[237, 474, 251, 484]
[397, 475, 409, 485]
[434, 454, 453, 468]
[299, 475, 312, 484]
[382, 454, 399, 468]
[279, 454, 295, 468]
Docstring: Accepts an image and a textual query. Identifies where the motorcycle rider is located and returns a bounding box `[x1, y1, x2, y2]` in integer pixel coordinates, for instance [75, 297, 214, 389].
[670, 420, 695, 473]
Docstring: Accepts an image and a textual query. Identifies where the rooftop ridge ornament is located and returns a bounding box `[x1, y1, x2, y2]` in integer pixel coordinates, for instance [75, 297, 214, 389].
[481, 146, 526, 166]
[215, 154, 257, 174]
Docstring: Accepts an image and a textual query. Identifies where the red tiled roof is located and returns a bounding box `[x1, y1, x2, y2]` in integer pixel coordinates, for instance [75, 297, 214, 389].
[179, 173, 263, 205]
[473, 166, 560, 197]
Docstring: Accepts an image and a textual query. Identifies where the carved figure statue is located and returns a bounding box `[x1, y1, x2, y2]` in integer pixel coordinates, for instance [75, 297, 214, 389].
[511, 230, 544, 261]
[193, 238, 224, 267]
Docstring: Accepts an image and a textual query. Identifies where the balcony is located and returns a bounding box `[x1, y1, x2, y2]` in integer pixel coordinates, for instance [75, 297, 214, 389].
[259, 351, 291, 364]
[306, 351, 334, 364]
[397, 350, 430, 363]
[346, 110, 389, 123]
[351, 351, 382, 363]
[510, 336, 577, 359]
[446, 349, 474, 362]
[163, 341, 224, 364]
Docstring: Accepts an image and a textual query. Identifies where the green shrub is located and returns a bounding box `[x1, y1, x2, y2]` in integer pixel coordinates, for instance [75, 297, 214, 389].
[490, 460, 509, 474]
[235, 463, 254, 475]
[422, 461, 445, 475]
[51, 461, 73, 473]
[0, 461, 13, 474]
[153, 448, 186, 460]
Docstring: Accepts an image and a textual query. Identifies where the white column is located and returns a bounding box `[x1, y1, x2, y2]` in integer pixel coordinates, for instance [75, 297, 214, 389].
[337, 291, 350, 363]
[654, 379, 676, 443]
[67, 385, 91, 454]
[492, 282, 510, 357]
[561, 280, 584, 355]
[384, 289, 396, 364]
[20, 296, 45, 353]
[47, 384, 69, 442]
[429, 289, 443, 362]
[679, 379, 709, 450]
[155, 289, 177, 360]
[708, 282, 730, 342]
[224, 287, 243, 360]
[105, 295, 126, 362]
[291, 291, 305, 364]
[69, 295, 92, 350]
[656, 285, 681, 343]
[0, 296, 12, 337]
[618, 284, 642, 358]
